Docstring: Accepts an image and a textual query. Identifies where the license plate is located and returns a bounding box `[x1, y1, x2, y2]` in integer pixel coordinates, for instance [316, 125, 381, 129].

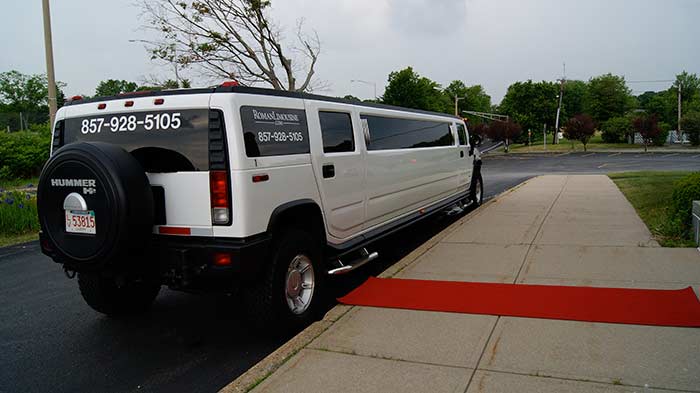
[65, 210, 96, 234]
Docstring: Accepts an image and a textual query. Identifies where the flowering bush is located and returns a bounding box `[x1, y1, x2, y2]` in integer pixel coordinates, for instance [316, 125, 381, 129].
[0, 190, 39, 235]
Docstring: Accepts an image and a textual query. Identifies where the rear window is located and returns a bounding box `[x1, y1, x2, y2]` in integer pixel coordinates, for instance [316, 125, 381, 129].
[361, 115, 454, 150]
[63, 109, 210, 170]
[240, 106, 309, 157]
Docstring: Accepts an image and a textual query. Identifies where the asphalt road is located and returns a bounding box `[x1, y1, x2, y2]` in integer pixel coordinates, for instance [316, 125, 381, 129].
[2, 152, 699, 393]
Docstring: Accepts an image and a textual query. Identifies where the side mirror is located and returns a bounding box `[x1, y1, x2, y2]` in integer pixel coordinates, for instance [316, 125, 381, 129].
[470, 134, 482, 147]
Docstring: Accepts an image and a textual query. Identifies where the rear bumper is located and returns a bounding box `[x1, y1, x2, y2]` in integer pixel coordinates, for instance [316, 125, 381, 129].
[149, 233, 272, 289]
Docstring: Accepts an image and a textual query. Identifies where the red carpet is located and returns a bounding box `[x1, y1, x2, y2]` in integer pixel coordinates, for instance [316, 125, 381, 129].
[338, 277, 700, 327]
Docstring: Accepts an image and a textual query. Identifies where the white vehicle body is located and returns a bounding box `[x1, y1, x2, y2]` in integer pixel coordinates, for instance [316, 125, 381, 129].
[41, 85, 483, 326]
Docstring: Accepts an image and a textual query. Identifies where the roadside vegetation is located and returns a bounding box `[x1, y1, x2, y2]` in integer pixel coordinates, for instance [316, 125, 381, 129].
[0, 189, 39, 247]
[609, 171, 700, 247]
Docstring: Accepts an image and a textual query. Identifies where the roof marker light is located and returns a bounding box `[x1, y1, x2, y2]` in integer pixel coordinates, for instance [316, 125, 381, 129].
[125, 100, 134, 107]
[97, 103, 106, 110]
[154, 98, 164, 105]
[220, 80, 240, 87]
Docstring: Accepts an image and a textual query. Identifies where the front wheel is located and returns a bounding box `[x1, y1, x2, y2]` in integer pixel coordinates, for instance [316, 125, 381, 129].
[77, 273, 160, 316]
[243, 230, 327, 331]
[470, 172, 483, 207]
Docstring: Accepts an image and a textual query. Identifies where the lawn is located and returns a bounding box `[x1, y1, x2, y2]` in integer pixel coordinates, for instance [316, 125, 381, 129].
[609, 171, 696, 247]
[511, 133, 637, 152]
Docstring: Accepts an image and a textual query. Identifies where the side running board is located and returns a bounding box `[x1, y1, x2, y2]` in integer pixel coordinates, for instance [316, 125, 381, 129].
[328, 248, 379, 275]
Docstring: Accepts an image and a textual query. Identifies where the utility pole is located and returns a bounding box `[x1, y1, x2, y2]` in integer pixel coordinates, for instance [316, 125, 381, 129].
[554, 62, 565, 145]
[454, 95, 465, 116]
[678, 83, 682, 142]
[42, 0, 58, 126]
[543, 123, 547, 151]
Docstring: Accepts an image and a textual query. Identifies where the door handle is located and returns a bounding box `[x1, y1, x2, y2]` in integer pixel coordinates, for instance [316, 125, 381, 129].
[322, 164, 335, 178]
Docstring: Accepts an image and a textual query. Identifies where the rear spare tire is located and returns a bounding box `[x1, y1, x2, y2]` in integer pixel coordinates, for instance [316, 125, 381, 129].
[37, 142, 154, 272]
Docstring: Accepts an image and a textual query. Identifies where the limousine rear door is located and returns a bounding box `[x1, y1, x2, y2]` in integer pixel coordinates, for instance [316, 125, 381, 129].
[304, 101, 366, 241]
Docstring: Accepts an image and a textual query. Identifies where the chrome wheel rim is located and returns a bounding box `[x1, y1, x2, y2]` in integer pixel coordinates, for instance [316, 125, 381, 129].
[285, 254, 315, 315]
[475, 180, 482, 203]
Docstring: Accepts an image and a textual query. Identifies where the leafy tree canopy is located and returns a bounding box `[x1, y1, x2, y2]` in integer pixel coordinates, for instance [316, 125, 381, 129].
[95, 79, 139, 97]
[498, 80, 558, 133]
[381, 67, 449, 113]
[0, 70, 65, 112]
[443, 80, 491, 120]
[584, 73, 633, 123]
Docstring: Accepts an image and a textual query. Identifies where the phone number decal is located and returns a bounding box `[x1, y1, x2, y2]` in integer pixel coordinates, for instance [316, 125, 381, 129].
[80, 112, 183, 134]
[256, 131, 304, 143]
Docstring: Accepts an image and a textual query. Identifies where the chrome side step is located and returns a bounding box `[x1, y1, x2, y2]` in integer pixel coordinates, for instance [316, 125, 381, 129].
[328, 248, 379, 275]
[444, 199, 472, 216]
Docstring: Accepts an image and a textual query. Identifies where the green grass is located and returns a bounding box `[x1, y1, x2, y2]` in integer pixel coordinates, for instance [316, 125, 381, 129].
[511, 133, 637, 152]
[609, 171, 696, 247]
[0, 177, 39, 190]
[0, 190, 40, 247]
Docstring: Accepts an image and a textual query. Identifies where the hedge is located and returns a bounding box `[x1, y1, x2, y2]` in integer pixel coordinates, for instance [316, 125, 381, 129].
[670, 172, 700, 234]
[0, 129, 51, 180]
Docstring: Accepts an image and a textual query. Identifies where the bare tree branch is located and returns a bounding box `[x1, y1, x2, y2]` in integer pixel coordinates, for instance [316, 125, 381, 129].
[138, 0, 322, 91]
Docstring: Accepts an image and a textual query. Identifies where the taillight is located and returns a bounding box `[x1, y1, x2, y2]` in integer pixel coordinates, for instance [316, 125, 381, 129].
[210, 170, 230, 225]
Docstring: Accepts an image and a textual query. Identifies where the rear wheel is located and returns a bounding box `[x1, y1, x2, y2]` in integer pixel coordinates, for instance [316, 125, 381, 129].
[471, 172, 483, 206]
[244, 229, 326, 331]
[77, 272, 160, 316]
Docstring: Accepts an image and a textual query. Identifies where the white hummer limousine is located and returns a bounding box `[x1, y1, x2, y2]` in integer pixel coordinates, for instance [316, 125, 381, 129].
[37, 84, 483, 329]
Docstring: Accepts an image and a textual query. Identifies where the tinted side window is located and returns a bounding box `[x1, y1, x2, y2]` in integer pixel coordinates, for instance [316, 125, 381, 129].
[361, 115, 454, 150]
[319, 111, 355, 153]
[240, 106, 310, 157]
[456, 124, 468, 145]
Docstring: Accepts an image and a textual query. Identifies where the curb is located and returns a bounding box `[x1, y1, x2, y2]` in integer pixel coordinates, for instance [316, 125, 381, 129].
[218, 178, 534, 393]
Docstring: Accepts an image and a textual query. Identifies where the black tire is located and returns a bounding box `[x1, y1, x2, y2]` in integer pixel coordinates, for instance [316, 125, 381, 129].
[37, 142, 154, 272]
[78, 272, 160, 316]
[470, 171, 483, 206]
[243, 230, 327, 331]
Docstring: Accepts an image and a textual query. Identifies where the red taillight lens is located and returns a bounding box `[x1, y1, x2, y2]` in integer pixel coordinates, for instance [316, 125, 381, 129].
[213, 252, 232, 266]
[210, 170, 230, 224]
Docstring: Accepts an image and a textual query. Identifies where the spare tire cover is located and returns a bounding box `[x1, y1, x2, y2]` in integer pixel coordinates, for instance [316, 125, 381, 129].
[37, 142, 154, 270]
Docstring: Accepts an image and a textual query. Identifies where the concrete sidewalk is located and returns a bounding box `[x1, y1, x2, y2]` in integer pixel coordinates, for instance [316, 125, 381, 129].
[226, 175, 700, 393]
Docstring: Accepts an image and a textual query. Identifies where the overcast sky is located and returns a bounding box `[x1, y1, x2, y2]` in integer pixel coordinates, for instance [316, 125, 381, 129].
[2, 0, 699, 103]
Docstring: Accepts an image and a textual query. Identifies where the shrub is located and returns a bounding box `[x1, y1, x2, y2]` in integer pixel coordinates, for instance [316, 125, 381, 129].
[601, 116, 631, 143]
[632, 114, 660, 152]
[680, 112, 700, 146]
[563, 114, 596, 151]
[0, 131, 51, 180]
[652, 121, 670, 146]
[0, 190, 39, 236]
[670, 172, 700, 234]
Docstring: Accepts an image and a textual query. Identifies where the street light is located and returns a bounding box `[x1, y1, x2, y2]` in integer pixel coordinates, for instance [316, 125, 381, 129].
[350, 79, 377, 99]
[454, 96, 466, 116]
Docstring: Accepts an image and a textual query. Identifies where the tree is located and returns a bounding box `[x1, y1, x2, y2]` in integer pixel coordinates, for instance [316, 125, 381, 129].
[632, 113, 660, 152]
[382, 67, 449, 113]
[139, 0, 321, 91]
[561, 80, 587, 121]
[674, 71, 700, 103]
[680, 112, 700, 146]
[601, 116, 632, 143]
[487, 120, 522, 153]
[498, 80, 558, 141]
[585, 73, 633, 123]
[563, 114, 596, 151]
[0, 70, 65, 130]
[95, 79, 139, 97]
[443, 80, 491, 120]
